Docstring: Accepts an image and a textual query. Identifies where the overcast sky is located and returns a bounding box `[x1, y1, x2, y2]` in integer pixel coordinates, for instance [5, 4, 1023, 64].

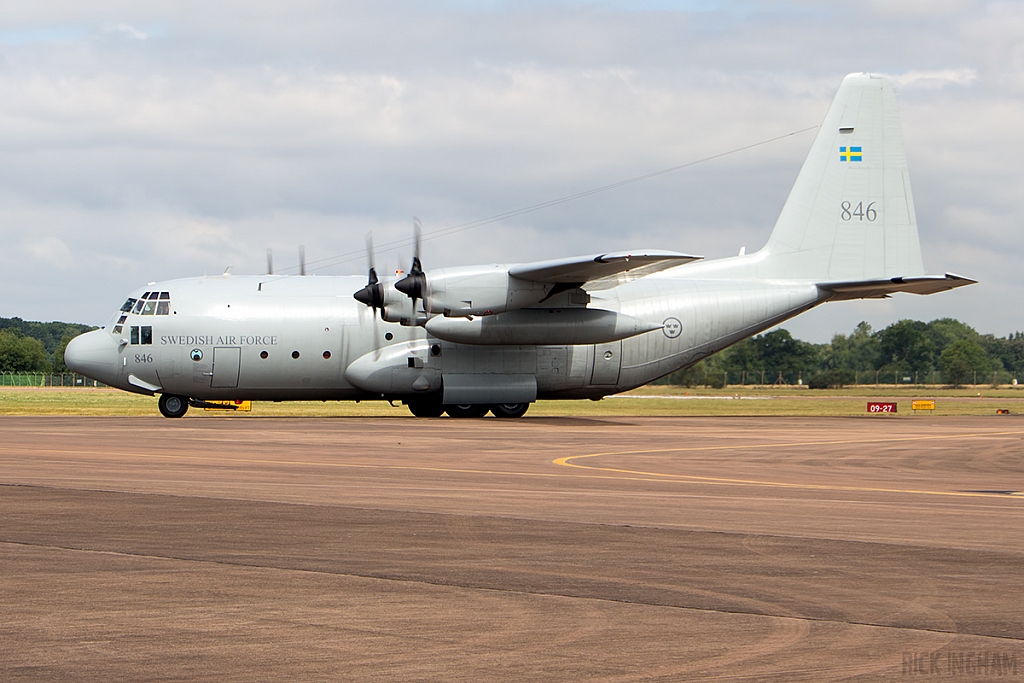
[1, 1, 1020, 341]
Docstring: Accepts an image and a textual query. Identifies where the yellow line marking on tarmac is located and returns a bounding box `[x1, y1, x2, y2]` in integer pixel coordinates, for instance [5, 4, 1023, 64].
[4, 429, 1024, 499]
[1, 447, 579, 481]
[553, 429, 1024, 499]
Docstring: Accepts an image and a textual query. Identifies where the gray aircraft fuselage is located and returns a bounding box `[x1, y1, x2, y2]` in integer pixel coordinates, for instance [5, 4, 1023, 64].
[69, 271, 819, 403]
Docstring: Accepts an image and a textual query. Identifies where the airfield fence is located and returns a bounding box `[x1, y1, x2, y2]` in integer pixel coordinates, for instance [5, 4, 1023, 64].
[0, 372, 106, 388]
[667, 368, 1018, 389]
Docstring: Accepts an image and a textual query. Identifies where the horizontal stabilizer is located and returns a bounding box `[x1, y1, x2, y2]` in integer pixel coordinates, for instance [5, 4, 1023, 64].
[818, 273, 976, 301]
[509, 250, 700, 286]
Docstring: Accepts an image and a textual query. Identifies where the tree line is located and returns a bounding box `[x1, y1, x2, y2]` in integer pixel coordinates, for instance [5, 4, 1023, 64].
[659, 318, 1024, 388]
[2, 315, 1021, 388]
[0, 318, 95, 374]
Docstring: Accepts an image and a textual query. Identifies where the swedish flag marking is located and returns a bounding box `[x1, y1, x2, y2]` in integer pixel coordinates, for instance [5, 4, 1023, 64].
[839, 146, 863, 162]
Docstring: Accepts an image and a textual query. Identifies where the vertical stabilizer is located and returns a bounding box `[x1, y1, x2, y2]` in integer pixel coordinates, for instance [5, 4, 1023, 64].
[760, 73, 925, 281]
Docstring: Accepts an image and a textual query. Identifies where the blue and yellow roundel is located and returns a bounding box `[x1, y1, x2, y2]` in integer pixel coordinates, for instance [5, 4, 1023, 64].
[839, 146, 863, 162]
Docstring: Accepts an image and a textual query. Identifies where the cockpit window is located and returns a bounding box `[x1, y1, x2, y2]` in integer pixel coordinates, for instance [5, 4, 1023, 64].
[124, 291, 171, 316]
[129, 326, 153, 345]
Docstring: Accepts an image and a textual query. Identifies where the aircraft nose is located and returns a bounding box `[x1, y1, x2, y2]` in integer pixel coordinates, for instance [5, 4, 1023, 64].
[64, 330, 121, 385]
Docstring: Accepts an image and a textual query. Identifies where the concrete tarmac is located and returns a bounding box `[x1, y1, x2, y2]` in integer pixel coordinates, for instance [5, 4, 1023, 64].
[2, 415, 1023, 681]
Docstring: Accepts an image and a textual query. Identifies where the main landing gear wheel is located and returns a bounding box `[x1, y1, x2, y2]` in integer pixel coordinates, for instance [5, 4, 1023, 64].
[490, 403, 529, 418]
[158, 394, 189, 418]
[445, 404, 489, 418]
[406, 398, 445, 418]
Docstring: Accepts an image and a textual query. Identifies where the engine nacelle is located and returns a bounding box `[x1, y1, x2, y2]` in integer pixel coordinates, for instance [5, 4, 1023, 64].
[423, 265, 550, 317]
[379, 284, 423, 326]
[424, 308, 661, 345]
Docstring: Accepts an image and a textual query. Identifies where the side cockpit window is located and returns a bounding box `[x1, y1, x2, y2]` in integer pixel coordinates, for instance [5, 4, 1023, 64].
[120, 298, 137, 313]
[129, 326, 153, 345]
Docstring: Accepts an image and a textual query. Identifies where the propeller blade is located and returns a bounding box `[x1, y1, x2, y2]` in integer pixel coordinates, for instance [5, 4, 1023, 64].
[395, 218, 426, 307]
[353, 232, 386, 314]
[299, 245, 306, 276]
[373, 310, 382, 360]
[366, 233, 376, 280]
[412, 216, 422, 269]
[266, 248, 273, 275]
[357, 302, 383, 361]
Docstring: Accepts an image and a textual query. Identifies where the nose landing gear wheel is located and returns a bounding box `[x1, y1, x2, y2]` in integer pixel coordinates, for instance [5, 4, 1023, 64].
[158, 394, 189, 418]
[445, 404, 489, 418]
[490, 403, 529, 418]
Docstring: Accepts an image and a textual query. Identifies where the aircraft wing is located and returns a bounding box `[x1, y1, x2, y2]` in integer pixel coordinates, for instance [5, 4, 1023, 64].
[509, 251, 701, 288]
[817, 273, 976, 301]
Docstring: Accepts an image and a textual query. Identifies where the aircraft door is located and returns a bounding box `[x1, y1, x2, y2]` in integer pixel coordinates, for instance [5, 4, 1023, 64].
[211, 347, 241, 388]
[591, 341, 621, 385]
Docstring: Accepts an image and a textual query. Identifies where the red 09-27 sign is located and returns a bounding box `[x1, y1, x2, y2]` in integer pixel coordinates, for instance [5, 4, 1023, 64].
[867, 402, 897, 413]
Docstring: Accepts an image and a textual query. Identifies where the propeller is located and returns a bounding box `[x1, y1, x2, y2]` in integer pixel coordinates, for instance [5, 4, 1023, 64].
[352, 233, 385, 359]
[299, 245, 306, 276]
[353, 233, 386, 316]
[395, 217, 426, 311]
[266, 249, 273, 275]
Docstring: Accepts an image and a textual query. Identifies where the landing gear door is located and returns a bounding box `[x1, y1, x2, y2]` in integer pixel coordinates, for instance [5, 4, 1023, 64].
[211, 347, 241, 388]
[591, 341, 621, 385]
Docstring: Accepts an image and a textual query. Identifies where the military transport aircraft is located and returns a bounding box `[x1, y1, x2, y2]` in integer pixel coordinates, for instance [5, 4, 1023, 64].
[64, 73, 974, 418]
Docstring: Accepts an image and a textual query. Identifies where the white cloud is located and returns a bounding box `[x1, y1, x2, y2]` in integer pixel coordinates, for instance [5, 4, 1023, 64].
[21, 236, 74, 269]
[103, 23, 148, 40]
[866, 0, 980, 17]
[885, 68, 978, 89]
[0, 1, 1021, 342]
